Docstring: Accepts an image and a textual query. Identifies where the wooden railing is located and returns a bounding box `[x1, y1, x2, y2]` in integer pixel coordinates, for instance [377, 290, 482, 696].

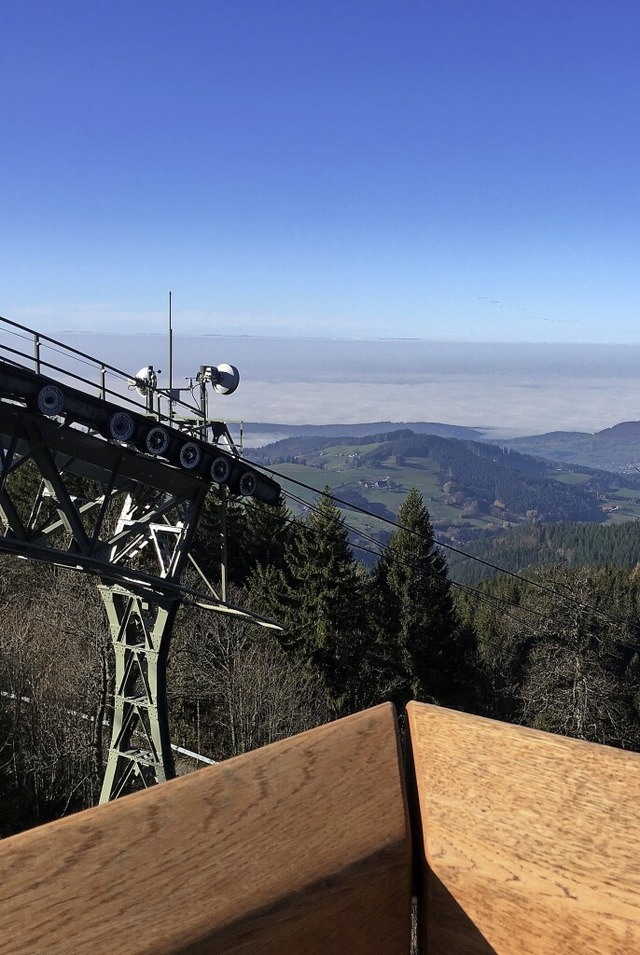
[407, 702, 640, 955]
[2, 702, 640, 953]
[0, 704, 411, 955]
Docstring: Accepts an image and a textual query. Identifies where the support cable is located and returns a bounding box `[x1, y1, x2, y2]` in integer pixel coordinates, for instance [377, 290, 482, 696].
[253, 462, 640, 633]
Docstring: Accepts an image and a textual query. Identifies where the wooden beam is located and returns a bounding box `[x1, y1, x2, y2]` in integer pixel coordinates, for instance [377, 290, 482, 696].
[0, 703, 411, 955]
[407, 701, 640, 955]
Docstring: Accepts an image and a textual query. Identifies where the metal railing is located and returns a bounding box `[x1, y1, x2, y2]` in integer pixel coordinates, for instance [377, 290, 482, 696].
[0, 313, 203, 427]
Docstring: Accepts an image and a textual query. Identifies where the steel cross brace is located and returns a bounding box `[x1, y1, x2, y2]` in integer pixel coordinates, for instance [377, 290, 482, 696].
[0, 410, 211, 800]
[0, 402, 280, 803]
[98, 485, 208, 802]
[97, 588, 179, 799]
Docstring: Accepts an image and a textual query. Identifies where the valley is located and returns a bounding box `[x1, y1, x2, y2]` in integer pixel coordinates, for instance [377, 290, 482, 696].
[247, 426, 640, 576]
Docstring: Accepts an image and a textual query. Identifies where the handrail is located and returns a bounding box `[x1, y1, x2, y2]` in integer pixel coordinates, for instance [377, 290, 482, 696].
[0, 313, 143, 382]
[0, 704, 411, 955]
[3, 700, 640, 953]
[407, 702, 640, 955]
[0, 313, 203, 422]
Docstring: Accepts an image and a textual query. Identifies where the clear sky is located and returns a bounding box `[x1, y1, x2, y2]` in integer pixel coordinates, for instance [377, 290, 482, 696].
[2, 0, 640, 344]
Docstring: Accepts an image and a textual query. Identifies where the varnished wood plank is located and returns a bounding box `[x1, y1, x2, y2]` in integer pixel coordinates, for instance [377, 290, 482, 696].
[0, 703, 411, 955]
[407, 701, 640, 955]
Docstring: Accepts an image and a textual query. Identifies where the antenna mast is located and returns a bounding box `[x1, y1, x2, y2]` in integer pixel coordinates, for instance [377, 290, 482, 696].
[168, 290, 173, 425]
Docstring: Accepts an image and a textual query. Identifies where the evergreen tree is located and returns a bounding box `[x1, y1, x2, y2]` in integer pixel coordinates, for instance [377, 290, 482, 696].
[252, 490, 369, 714]
[374, 487, 468, 706]
[241, 493, 292, 578]
[191, 489, 248, 586]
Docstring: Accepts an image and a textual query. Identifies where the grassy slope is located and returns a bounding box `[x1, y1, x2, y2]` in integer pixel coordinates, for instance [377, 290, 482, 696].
[249, 431, 640, 550]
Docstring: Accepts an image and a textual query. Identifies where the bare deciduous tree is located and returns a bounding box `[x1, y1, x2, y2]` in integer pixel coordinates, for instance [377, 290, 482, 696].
[169, 585, 331, 762]
[0, 560, 111, 834]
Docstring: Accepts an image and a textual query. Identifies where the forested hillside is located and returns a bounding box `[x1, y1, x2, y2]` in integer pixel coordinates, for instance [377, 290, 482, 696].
[448, 520, 640, 585]
[4, 483, 640, 839]
[249, 429, 640, 544]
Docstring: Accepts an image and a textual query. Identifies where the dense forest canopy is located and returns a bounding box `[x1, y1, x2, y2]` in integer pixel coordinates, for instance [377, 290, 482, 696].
[447, 520, 640, 585]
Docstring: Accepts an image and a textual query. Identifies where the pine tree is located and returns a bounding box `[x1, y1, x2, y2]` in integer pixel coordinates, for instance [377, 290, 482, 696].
[241, 493, 292, 578]
[191, 489, 248, 586]
[374, 487, 466, 706]
[252, 490, 369, 714]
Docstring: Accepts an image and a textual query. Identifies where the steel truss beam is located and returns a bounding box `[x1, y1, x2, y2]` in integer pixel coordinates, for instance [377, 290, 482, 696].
[98, 590, 179, 797]
[0, 404, 279, 802]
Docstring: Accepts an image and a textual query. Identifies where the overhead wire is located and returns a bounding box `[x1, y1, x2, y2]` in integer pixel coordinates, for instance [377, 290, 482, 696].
[237, 485, 589, 653]
[276, 488, 628, 650]
[248, 461, 640, 645]
[253, 461, 599, 598]
[281, 485, 552, 628]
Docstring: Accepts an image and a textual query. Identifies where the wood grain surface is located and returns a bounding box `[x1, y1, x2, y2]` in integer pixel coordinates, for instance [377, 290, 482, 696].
[0, 703, 411, 955]
[407, 701, 640, 955]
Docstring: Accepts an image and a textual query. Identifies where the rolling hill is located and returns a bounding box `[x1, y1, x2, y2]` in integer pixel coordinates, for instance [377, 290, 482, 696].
[248, 430, 640, 556]
[244, 418, 640, 475]
[500, 421, 640, 473]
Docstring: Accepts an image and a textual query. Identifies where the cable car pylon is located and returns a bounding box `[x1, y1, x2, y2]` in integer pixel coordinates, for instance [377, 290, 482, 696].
[0, 314, 282, 801]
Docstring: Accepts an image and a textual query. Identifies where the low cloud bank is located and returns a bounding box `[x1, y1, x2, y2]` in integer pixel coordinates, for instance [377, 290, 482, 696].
[6, 331, 639, 436]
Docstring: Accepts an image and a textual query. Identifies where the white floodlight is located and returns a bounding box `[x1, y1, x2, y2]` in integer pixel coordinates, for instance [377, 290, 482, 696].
[198, 363, 240, 396]
[133, 366, 158, 398]
[212, 363, 240, 395]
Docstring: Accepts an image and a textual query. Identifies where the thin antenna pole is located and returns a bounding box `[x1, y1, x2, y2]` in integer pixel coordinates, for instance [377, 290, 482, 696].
[168, 291, 173, 425]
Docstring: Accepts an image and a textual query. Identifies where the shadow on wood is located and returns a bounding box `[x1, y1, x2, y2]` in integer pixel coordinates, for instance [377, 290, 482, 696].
[5, 699, 640, 954]
[407, 701, 640, 955]
[0, 703, 411, 955]
[424, 876, 497, 955]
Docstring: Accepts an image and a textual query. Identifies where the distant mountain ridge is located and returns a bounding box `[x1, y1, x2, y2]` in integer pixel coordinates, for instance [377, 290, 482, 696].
[244, 419, 640, 474]
[246, 423, 640, 578]
[248, 429, 640, 545]
[243, 421, 484, 441]
[500, 420, 640, 473]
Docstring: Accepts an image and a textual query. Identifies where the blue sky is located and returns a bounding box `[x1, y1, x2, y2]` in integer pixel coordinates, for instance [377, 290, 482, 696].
[2, 1, 640, 344]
